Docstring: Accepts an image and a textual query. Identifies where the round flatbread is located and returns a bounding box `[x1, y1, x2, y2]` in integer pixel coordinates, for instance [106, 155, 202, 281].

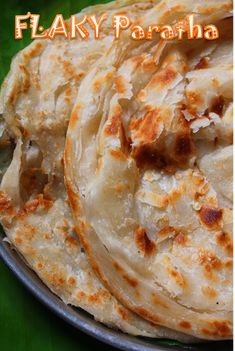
[65, 0, 233, 340]
[0, 0, 196, 340]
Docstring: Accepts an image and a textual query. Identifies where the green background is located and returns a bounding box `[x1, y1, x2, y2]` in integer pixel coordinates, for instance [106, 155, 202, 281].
[0, 1, 114, 350]
[0, 262, 116, 351]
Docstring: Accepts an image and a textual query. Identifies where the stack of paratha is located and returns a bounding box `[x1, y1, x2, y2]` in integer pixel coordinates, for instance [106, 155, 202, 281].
[0, 0, 233, 342]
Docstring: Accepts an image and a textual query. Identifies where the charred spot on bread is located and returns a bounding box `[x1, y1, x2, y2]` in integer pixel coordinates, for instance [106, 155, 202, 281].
[199, 205, 223, 230]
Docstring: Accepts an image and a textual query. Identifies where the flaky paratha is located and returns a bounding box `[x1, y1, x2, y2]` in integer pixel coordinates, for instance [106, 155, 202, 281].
[0, 0, 197, 340]
[65, 0, 233, 340]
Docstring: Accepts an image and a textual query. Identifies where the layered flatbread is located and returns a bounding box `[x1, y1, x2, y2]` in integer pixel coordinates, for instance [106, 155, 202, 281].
[0, 0, 195, 340]
[65, 0, 233, 340]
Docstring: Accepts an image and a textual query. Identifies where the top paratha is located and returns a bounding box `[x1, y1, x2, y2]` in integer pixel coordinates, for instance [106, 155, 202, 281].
[65, 0, 233, 340]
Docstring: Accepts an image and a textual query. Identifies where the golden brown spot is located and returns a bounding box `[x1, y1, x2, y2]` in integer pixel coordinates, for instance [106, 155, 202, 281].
[76, 291, 86, 300]
[62, 60, 76, 78]
[177, 108, 191, 127]
[179, 321, 191, 329]
[28, 196, 51, 212]
[114, 183, 125, 193]
[46, 273, 65, 287]
[8, 84, 19, 105]
[14, 237, 22, 245]
[168, 268, 186, 287]
[152, 294, 168, 309]
[69, 105, 82, 130]
[212, 78, 220, 88]
[158, 226, 176, 237]
[92, 79, 102, 92]
[175, 232, 188, 246]
[66, 236, 79, 247]
[37, 262, 44, 269]
[19, 65, 30, 93]
[22, 43, 43, 63]
[142, 57, 156, 72]
[92, 73, 113, 93]
[105, 109, 122, 136]
[26, 42, 43, 58]
[159, 5, 184, 21]
[77, 227, 89, 252]
[216, 232, 233, 256]
[223, 258, 233, 269]
[152, 67, 177, 87]
[161, 68, 177, 83]
[158, 226, 187, 244]
[109, 149, 127, 161]
[198, 250, 222, 276]
[116, 306, 130, 321]
[88, 293, 102, 304]
[192, 174, 205, 186]
[65, 178, 80, 214]
[98, 289, 110, 300]
[130, 109, 162, 145]
[210, 95, 225, 117]
[0, 192, 12, 212]
[186, 91, 204, 110]
[21, 225, 36, 241]
[200, 183, 210, 195]
[207, 194, 218, 208]
[194, 187, 209, 202]
[170, 188, 184, 203]
[136, 307, 161, 324]
[139, 192, 168, 209]
[68, 277, 76, 286]
[203, 268, 215, 281]
[122, 273, 138, 288]
[75, 72, 85, 82]
[113, 261, 123, 273]
[202, 286, 218, 299]
[131, 54, 144, 66]
[114, 76, 126, 94]
[18, 195, 52, 219]
[199, 205, 223, 230]
[194, 57, 209, 70]
[134, 226, 156, 256]
[137, 89, 146, 102]
[202, 320, 232, 338]
[65, 86, 71, 104]
[57, 224, 68, 239]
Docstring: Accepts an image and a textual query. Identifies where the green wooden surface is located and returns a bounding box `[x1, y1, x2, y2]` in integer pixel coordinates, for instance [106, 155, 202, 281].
[0, 1, 115, 350]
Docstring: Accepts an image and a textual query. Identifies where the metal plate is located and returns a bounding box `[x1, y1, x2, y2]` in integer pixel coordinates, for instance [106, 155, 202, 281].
[0, 232, 232, 351]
